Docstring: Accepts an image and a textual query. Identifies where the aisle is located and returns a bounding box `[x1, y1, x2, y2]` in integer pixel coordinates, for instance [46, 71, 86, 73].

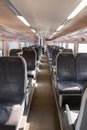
[27, 55, 61, 130]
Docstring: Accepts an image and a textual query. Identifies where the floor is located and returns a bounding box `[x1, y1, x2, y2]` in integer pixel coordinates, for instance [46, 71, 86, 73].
[27, 55, 61, 130]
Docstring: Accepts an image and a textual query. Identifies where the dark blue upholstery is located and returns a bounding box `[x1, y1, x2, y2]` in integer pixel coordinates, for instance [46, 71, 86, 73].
[22, 49, 36, 78]
[56, 53, 87, 106]
[62, 49, 73, 53]
[52, 48, 60, 66]
[9, 49, 22, 56]
[0, 57, 25, 104]
[57, 81, 83, 95]
[22, 49, 36, 71]
[76, 53, 87, 81]
[0, 57, 27, 129]
[57, 53, 75, 81]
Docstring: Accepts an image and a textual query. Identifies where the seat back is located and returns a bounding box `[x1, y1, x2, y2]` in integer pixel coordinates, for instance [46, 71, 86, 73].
[22, 49, 36, 71]
[75, 88, 87, 130]
[0, 57, 27, 104]
[52, 48, 60, 66]
[56, 53, 75, 81]
[76, 53, 87, 81]
[34, 46, 39, 61]
[9, 49, 22, 56]
[62, 49, 73, 53]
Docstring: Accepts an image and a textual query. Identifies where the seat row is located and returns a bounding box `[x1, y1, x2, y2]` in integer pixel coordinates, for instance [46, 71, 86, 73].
[9, 46, 43, 79]
[0, 46, 44, 129]
[47, 45, 73, 71]
[54, 53, 87, 107]
[0, 56, 30, 129]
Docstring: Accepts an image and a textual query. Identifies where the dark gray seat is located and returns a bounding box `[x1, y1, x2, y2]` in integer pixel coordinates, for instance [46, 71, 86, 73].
[56, 53, 87, 107]
[0, 56, 28, 130]
[58, 81, 83, 95]
[52, 48, 60, 66]
[76, 53, 87, 83]
[56, 53, 76, 106]
[22, 49, 36, 78]
[9, 49, 22, 56]
[56, 53, 83, 106]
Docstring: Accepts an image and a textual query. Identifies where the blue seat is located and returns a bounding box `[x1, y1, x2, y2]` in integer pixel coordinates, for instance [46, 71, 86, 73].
[22, 49, 37, 79]
[9, 49, 22, 56]
[0, 56, 28, 130]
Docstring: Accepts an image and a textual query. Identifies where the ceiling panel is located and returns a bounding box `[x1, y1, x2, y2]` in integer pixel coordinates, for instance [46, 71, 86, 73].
[10, 0, 82, 37]
[0, 0, 37, 41]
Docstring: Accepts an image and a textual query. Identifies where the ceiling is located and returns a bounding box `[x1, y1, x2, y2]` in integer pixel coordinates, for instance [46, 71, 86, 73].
[0, 0, 38, 42]
[9, 0, 83, 38]
[0, 0, 87, 41]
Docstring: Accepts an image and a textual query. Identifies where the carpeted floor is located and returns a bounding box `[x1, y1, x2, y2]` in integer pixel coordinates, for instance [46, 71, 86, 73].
[27, 55, 61, 130]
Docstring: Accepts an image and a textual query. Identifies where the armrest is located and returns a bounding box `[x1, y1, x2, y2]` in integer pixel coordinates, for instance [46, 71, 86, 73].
[66, 104, 73, 125]
[24, 83, 31, 106]
[65, 104, 75, 130]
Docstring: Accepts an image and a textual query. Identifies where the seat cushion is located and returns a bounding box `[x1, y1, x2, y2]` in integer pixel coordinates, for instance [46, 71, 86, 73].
[57, 81, 83, 95]
[0, 103, 24, 128]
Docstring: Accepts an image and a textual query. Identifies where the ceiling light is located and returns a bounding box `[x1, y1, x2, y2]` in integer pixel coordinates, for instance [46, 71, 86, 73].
[57, 25, 64, 31]
[17, 16, 30, 26]
[31, 29, 36, 33]
[53, 32, 56, 35]
[67, 0, 87, 19]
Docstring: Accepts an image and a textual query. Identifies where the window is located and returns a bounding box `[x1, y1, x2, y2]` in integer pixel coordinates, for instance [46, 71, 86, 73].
[9, 41, 19, 50]
[59, 43, 62, 47]
[20, 42, 26, 48]
[0, 50, 3, 56]
[78, 43, 87, 53]
[62, 43, 66, 48]
[68, 43, 74, 51]
[0, 40, 3, 56]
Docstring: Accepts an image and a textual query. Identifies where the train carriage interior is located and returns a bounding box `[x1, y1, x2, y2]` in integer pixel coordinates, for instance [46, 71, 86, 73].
[0, 0, 87, 130]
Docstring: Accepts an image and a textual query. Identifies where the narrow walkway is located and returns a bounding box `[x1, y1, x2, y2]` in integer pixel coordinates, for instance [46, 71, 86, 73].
[27, 55, 61, 130]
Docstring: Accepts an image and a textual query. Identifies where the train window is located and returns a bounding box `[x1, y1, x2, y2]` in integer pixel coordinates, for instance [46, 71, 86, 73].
[0, 40, 3, 56]
[62, 43, 66, 48]
[21, 42, 26, 48]
[0, 50, 3, 56]
[9, 41, 19, 50]
[68, 43, 74, 51]
[59, 43, 62, 47]
[78, 43, 87, 53]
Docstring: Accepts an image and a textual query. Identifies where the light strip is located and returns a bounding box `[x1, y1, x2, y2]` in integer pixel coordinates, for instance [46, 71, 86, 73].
[17, 16, 30, 26]
[53, 32, 56, 35]
[31, 29, 36, 33]
[67, 0, 87, 20]
[57, 25, 64, 31]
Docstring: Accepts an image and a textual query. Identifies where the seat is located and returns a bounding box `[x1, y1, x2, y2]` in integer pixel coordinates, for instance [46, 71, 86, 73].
[52, 48, 60, 66]
[66, 88, 87, 130]
[9, 49, 22, 56]
[56, 53, 82, 106]
[22, 49, 37, 79]
[62, 49, 73, 53]
[33, 46, 39, 61]
[0, 56, 28, 130]
[76, 53, 87, 83]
